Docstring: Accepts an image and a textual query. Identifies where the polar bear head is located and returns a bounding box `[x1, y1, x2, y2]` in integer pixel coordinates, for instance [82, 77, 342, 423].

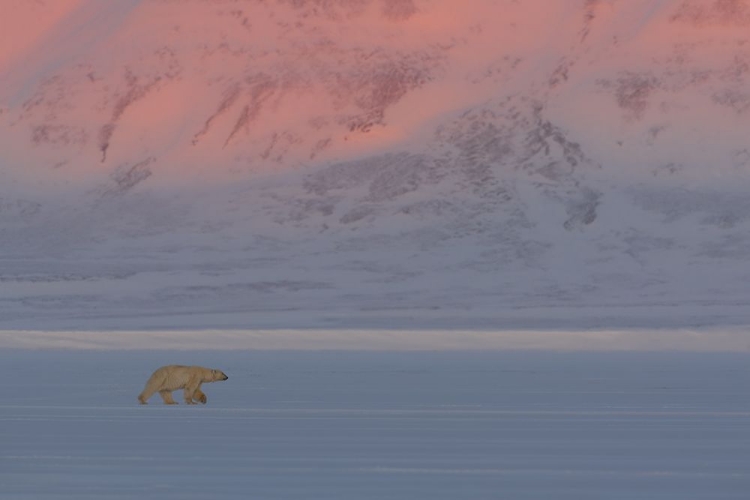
[210, 369, 229, 382]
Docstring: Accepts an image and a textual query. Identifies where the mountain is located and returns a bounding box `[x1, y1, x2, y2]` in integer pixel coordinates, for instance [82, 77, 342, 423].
[2, 0, 750, 330]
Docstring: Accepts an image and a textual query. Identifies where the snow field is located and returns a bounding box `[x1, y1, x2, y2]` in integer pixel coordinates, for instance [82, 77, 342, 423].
[2, 349, 749, 499]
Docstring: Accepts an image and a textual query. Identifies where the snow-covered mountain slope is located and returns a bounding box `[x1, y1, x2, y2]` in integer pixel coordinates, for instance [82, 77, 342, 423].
[1, 0, 750, 330]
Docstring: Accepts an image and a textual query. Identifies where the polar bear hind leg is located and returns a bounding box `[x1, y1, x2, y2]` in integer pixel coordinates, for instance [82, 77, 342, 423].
[159, 390, 178, 405]
[138, 367, 170, 404]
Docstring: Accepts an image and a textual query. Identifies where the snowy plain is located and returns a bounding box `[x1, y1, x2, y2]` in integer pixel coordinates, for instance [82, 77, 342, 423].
[2, 342, 750, 499]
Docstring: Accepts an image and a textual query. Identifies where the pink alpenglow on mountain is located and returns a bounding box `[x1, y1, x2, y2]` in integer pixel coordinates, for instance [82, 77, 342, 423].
[1, 0, 749, 330]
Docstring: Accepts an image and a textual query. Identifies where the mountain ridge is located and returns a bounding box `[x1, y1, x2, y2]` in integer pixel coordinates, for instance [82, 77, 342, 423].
[1, 0, 750, 329]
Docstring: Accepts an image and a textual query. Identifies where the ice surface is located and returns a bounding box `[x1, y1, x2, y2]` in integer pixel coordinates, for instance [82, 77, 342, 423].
[2, 349, 750, 499]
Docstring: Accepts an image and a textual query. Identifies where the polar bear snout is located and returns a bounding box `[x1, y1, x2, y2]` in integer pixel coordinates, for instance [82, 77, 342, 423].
[221, 374, 229, 380]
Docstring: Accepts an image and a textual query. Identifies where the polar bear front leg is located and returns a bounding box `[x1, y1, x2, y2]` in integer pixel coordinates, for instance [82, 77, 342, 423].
[193, 387, 207, 405]
[183, 384, 199, 404]
[159, 390, 178, 405]
[184, 375, 205, 404]
[183, 390, 195, 404]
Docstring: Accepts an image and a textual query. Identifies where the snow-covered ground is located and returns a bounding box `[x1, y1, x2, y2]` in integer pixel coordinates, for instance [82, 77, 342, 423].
[2, 348, 749, 499]
[2, 327, 750, 351]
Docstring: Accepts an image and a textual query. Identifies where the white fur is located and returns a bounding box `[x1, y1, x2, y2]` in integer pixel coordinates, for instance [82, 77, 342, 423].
[138, 365, 228, 405]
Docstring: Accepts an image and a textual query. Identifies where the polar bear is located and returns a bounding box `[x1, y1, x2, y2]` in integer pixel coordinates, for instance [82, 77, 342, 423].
[138, 365, 228, 405]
